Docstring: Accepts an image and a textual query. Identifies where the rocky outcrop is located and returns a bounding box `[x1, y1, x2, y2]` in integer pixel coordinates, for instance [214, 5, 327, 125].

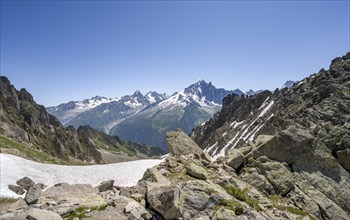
[166, 129, 203, 156]
[24, 184, 41, 205]
[186, 162, 208, 180]
[190, 52, 350, 219]
[97, 180, 114, 192]
[16, 176, 34, 190]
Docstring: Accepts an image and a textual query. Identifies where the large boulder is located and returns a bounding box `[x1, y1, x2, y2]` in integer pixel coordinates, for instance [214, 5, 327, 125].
[8, 185, 25, 195]
[17, 176, 35, 190]
[39, 183, 106, 216]
[25, 184, 42, 205]
[147, 185, 182, 219]
[124, 201, 152, 220]
[252, 126, 314, 164]
[166, 129, 203, 156]
[186, 163, 208, 180]
[226, 150, 245, 170]
[178, 180, 232, 218]
[257, 161, 294, 196]
[97, 180, 114, 192]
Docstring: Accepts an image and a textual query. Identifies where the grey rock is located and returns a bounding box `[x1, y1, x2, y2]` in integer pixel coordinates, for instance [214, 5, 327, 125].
[252, 126, 314, 164]
[25, 184, 42, 205]
[17, 176, 35, 190]
[97, 180, 114, 192]
[147, 185, 182, 219]
[212, 207, 235, 220]
[336, 148, 350, 171]
[125, 201, 150, 219]
[258, 161, 294, 196]
[39, 183, 106, 215]
[26, 208, 62, 220]
[113, 196, 135, 214]
[8, 185, 25, 195]
[166, 129, 203, 156]
[186, 163, 208, 180]
[226, 150, 245, 170]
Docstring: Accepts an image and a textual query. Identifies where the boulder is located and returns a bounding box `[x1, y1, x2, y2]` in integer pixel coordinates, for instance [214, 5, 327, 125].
[39, 183, 106, 216]
[124, 201, 151, 220]
[258, 161, 294, 196]
[178, 180, 231, 217]
[87, 206, 128, 220]
[147, 185, 182, 219]
[186, 163, 208, 180]
[166, 129, 203, 156]
[336, 148, 350, 171]
[97, 180, 114, 192]
[25, 184, 42, 205]
[26, 208, 62, 220]
[252, 126, 314, 164]
[17, 176, 35, 190]
[226, 150, 245, 170]
[8, 185, 25, 195]
[212, 207, 235, 220]
[113, 196, 135, 214]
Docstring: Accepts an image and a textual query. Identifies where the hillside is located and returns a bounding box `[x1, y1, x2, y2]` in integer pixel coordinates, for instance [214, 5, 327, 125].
[0, 77, 162, 164]
[190, 52, 350, 218]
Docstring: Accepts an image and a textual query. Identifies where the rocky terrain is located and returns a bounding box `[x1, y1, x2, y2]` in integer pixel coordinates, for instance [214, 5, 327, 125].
[0, 130, 328, 220]
[0, 76, 162, 164]
[191, 53, 350, 218]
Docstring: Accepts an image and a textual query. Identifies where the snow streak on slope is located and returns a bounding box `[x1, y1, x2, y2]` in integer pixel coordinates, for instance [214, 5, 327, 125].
[0, 153, 162, 198]
[211, 99, 275, 161]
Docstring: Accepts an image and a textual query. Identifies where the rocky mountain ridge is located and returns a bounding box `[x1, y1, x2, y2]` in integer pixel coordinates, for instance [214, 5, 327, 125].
[190, 52, 350, 218]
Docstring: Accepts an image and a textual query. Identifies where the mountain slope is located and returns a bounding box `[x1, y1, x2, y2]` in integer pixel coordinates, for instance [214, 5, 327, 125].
[110, 80, 243, 151]
[0, 76, 162, 164]
[191, 53, 350, 218]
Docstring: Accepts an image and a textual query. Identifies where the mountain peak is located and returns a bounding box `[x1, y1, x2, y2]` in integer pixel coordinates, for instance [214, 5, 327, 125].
[133, 90, 143, 97]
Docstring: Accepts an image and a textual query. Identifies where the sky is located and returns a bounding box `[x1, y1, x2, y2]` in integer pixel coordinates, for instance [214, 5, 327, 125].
[1, 0, 349, 107]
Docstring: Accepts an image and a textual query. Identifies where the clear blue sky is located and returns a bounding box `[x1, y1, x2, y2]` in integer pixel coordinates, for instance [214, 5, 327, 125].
[1, 0, 349, 106]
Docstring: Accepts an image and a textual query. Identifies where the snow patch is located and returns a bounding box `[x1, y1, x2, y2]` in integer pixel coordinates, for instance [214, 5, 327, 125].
[0, 153, 162, 198]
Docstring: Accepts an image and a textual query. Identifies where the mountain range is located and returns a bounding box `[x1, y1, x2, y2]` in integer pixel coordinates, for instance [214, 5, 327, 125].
[0, 76, 163, 164]
[47, 80, 246, 151]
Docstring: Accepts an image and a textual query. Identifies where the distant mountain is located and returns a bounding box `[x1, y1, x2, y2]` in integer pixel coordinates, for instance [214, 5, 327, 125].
[47, 80, 244, 151]
[281, 80, 297, 89]
[109, 80, 243, 151]
[47, 91, 168, 133]
[0, 76, 163, 164]
[245, 89, 263, 96]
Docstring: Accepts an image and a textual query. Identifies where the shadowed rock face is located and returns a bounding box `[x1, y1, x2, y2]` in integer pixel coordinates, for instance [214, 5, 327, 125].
[0, 76, 102, 163]
[0, 77, 163, 164]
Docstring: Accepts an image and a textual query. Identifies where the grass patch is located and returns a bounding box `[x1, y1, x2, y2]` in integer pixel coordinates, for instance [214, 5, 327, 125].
[118, 145, 136, 157]
[276, 205, 308, 216]
[221, 184, 262, 211]
[0, 197, 18, 205]
[0, 136, 68, 164]
[66, 205, 107, 220]
[268, 194, 316, 220]
[217, 199, 244, 215]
